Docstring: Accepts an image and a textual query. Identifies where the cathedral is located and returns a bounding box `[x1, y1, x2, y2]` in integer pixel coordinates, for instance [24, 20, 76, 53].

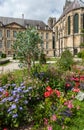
[54, 0, 84, 56]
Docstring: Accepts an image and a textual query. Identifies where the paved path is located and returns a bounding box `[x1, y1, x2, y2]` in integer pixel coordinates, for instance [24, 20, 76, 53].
[0, 60, 20, 74]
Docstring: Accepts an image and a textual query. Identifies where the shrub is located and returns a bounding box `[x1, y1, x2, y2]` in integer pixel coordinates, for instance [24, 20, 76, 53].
[39, 53, 46, 64]
[58, 49, 73, 71]
[0, 59, 10, 65]
[1, 53, 6, 58]
[77, 51, 84, 59]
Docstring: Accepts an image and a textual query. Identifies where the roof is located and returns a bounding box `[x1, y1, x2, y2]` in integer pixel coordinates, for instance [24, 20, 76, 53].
[0, 16, 52, 31]
[56, 0, 84, 23]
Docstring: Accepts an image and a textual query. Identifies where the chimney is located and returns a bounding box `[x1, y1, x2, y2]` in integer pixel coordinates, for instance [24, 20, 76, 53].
[22, 14, 24, 19]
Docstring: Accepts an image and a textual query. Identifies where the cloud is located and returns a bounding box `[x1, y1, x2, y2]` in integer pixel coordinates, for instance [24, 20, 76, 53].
[0, 0, 72, 23]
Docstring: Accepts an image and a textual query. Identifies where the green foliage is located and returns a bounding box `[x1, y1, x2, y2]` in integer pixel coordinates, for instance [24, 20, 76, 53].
[1, 53, 6, 58]
[77, 50, 84, 59]
[58, 49, 74, 71]
[0, 59, 10, 65]
[39, 52, 46, 64]
[13, 27, 42, 72]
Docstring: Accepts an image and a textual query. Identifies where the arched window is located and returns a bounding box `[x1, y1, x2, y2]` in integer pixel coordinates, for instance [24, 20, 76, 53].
[74, 13, 79, 33]
[68, 16, 71, 35]
[83, 14, 84, 29]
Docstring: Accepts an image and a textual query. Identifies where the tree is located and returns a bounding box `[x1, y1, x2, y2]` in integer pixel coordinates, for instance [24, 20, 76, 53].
[13, 27, 42, 74]
[58, 49, 74, 71]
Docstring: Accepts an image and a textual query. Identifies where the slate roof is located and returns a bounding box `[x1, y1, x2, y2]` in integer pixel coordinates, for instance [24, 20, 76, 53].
[0, 16, 52, 31]
[57, 0, 84, 23]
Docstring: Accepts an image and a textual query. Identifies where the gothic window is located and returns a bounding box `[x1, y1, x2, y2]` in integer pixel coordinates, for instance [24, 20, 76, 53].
[74, 13, 79, 33]
[68, 16, 71, 35]
[83, 14, 84, 29]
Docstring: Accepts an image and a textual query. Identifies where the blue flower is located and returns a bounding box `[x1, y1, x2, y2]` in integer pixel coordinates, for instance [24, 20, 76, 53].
[19, 107, 23, 110]
[12, 113, 18, 118]
[0, 87, 4, 92]
[24, 100, 28, 104]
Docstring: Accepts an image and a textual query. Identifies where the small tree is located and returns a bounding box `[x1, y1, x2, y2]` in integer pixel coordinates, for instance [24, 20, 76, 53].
[13, 27, 42, 74]
[58, 49, 74, 71]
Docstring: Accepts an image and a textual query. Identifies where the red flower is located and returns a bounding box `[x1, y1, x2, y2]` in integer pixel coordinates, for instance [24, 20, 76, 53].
[3, 128, 8, 130]
[55, 89, 61, 97]
[46, 86, 52, 91]
[72, 88, 80, 92]
[5, 91, 9, 97]
[44, 91, 52, 97]
[65, 83, 71, 87]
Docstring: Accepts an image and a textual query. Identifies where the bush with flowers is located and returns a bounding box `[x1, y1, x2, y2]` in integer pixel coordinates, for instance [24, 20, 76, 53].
[33, 85, 82, 129]
[0, 83, 33, 129]
[0, 63, 84, 130]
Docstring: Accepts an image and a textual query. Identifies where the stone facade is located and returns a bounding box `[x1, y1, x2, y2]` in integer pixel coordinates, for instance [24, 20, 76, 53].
[0, 17, 54, 57]
[54, 0, 84, 56]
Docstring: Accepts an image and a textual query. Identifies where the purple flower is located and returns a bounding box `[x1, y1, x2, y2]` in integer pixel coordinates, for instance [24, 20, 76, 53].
[11, 104, 17, 109]
[7, 96, 14, 101]
[12, 113, 18, 118]
[19, 107, 23, 110]
[24, 100, 28, 104]
[23, 90, 29, 93]
[11, 83, 16, 87]
[0, 87, 4, 92]
[28, 87, 33, 90]
[1, 98, 7, 103]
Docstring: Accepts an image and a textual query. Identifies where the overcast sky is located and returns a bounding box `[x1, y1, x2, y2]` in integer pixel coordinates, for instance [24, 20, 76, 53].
[0, 0, 74, 23]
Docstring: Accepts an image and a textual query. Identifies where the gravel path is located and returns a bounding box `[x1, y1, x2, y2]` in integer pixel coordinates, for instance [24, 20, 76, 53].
[0, 61, 20, 74]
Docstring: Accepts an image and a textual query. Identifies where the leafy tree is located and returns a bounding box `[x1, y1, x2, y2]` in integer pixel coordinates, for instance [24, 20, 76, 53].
[57, 49, 74, 71]
[13, 27, 42, 74]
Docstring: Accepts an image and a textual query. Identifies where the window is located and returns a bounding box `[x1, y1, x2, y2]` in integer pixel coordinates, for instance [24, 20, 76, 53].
[52, 36, 55, 49]
[7, 41, 11, 48]
[46, 42, 48, 49]
[83, 14, 84, 29]
[0, 30, 2, 37]
[46, 33, 48, 39]
[0, 41, 2, 48]
[13, 31, 17, 38]
[7, 30, 10, 37]
[41, 33, 44, 39]
[68, 16, 71, 35]
[74, 14, 79, 33]
[56, 26, 58, 40]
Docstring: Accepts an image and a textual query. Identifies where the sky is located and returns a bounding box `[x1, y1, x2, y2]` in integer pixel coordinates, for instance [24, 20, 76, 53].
[0, 0, 74, 23]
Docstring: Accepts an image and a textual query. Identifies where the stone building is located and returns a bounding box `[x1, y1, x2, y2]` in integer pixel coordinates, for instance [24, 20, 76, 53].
[54, 0, 84, 56]
[0, 16, 54, 57]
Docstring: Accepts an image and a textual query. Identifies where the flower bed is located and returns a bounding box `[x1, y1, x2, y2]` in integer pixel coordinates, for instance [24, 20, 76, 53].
[0, 68, 84, 130]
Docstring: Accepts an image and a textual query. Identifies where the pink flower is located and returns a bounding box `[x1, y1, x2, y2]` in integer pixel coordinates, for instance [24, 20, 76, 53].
[68, 103, 73, 109]
[44, 118, 48, 125]
[72, 88, 80, 92]
[46, 86, 52, 91]
[55, 89, 61, 97]
[51, 114, 57, 121]
[3, 128, 8, 130]
[47, 125, 52, 130]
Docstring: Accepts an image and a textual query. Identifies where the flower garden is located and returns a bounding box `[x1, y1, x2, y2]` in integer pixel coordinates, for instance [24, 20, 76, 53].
[0, 56, 84, 130]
